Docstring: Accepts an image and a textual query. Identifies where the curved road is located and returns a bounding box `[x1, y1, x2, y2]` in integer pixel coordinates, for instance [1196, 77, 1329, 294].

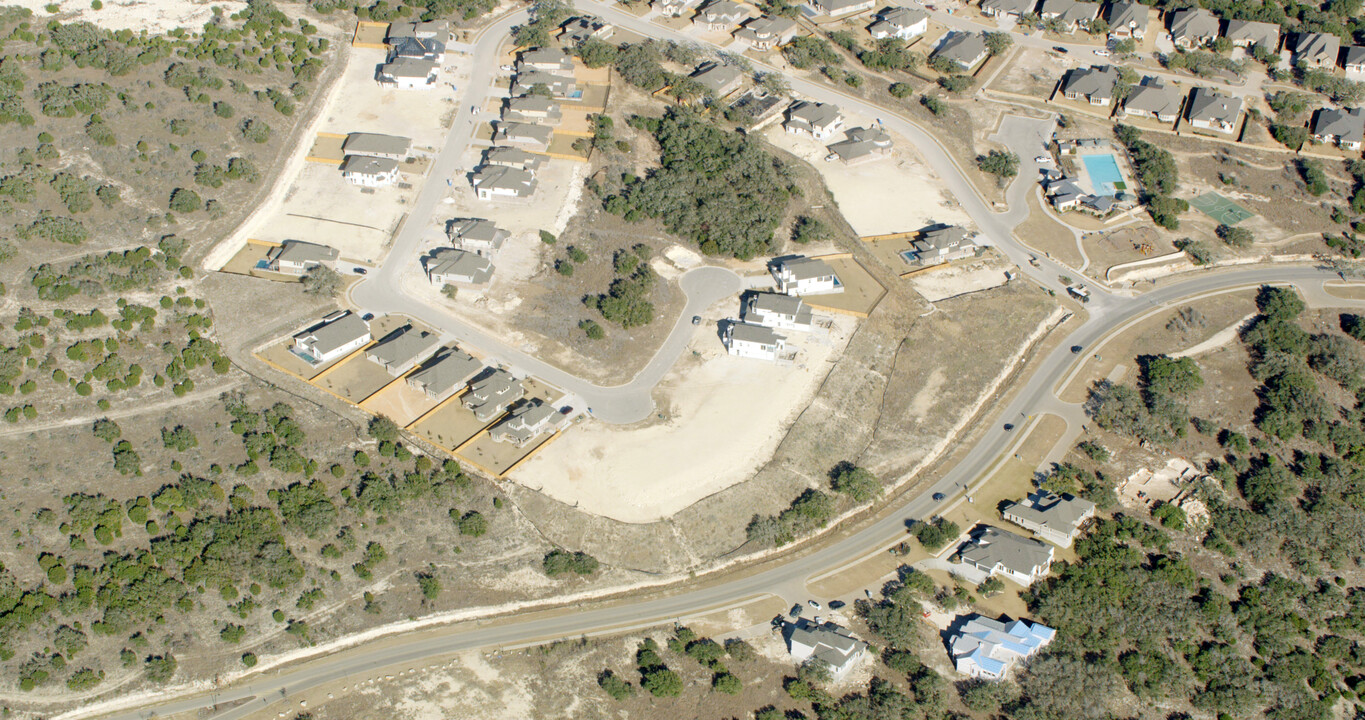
[91, 10, 1365, 720]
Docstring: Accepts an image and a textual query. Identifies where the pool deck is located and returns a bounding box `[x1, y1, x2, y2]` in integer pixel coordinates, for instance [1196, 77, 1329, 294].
[1073, 150, 1132, 198]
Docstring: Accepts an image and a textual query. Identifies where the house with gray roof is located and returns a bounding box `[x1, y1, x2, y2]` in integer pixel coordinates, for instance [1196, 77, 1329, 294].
[933, 32, 989, 71]
[784, 100, 844, 140]
[810, 0, 876, 17]
[472, 165, 538, 201]
[826, 125, 893, 164]
[734, 15, 799, 50]
[743, 292, 813, 331]
[268, 240, 337, 275]
[365, 326, 440, 376]
[1039, 0, 1099, 33]
[462, 368, 524, 421]
[426, 249, 495, 286]
[690, 61, 745, 96]
[981, 0, 1036, 18]
[489, 399, 567, 446]
[482, 146, 544, 172]
[957, 525, 1054, 586]
[1295, 31, 1341, 69]
[343, 133, 412, 160]
[1122, 77, 1183, 123]
[1224, 19, 1279, 50]
[407, 348, 482, 400]
[1312, 107, 1365, 150]
[495, 121, 554, 150]
[341, 155, 401, 187]
[560, 15, 613, 44]
[951, 615, 1055, 681]
[1345, 46, 1365, 74]
[693, 0, 749, 31]
[912, 225, 977, 265]
[1106, 1, 1148, 39]
[868, 6, 928, 40]
[390, 35, 444, 64]
[1186, 87, 1242, 134]
[654, 0, 701, 16]
[517, 46, 573, 73]
[447, 218, 509, 258]
[292, 311, 371, 367]
[787, 620, 867, 680]
[1002, 490, 1096, 547]
[387, 18, 449, 43]
[1061, 64, 1121, 107]
[1044, 178, 1086, 211]
[503, 95, 562, 123]
[511, 71, 578, 98]
[772, 256, 843, 295]
[1168, 8, 1219, 49]
[725, 322, 787, 360]
[377, 56, 439, 89]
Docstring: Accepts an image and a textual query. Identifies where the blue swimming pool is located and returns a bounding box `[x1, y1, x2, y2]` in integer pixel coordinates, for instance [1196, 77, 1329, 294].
[1081, 153, 1125, 194]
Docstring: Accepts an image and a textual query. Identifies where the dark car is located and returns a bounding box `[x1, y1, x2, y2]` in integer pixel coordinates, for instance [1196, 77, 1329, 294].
[353, 267, 368, 275]
[1071, 345, 1084, 354]
[1053, 46, 1069, 53]
[692, 315, 702, 325]
[1004, 423, 1015, 431]
[790, 604, 803, 618]
[361, 313, 375, 322]
[932, 492, 946, 501]
[829, 600, 846, 609]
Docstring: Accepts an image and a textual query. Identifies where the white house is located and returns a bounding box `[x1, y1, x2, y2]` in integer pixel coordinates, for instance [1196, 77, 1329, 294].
[868, 6, 928, 40]
[447, 218, 510, 258]
[462, 369, 525, 421]
[787, 620, 867, 680]
[1186, 87, 1243, 134]
[365, 326, 440, 376]
[809, 0, 876, 18]
[654, 0, 701, 16]
[292, 311, 371, 367]
[724, 322, 787, 360]
[784, 101, 844, 140]
[772, 256, 843, 296]
[472, 165, 538, 200]
[426, 248, 495, 286]
[743, 292, 813, 331]
[911, 225, 977, 265]
[267, 240, 337, 275]
[377, 57, 439, 89]
[341, 155, 401, 187]
[1001, 490, 1096, 548]
[950, 615, 1055, 680]
[692, 0, 749, 31]
[1106, 2, 1148, 40]
[1312, 107, 1365, 150]
[957, 525, 1054, 586]
[489, 399, 568, 446]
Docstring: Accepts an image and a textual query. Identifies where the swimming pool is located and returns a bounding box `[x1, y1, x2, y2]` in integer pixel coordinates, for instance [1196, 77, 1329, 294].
[1081, 153, 1125, 195]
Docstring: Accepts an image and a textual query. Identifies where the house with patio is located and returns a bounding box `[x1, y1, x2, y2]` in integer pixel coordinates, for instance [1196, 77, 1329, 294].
[343, 132, 412, 161]
[516, 46, 574, 73]
[932, 32, 989, 71]
[743, 292, 813, 332]
[787, 620, 867, 680]
[267, 240, 337, 275]
[691, 61, 746, 96]
[724, 322, 787, 361]
[511, 71, 578, 98]
[693, 0, 749, 31]
[772, 256, 843, 295]
[502, 95, 562, 124]
[494, 121, 554, 151]
[1294, 31, 1341, 69]
[1060, 64, 1121, 106]
[734, 15, 799, 51]
[784, 101, 844, 140]
[1168, 8, 1219, 49]
[1186, 87, 1242, 134]
[1002, 490, 1096, 547]
[950, 615, 1055, 681]
[826, 125, 893, 164]
[377, 57, 439, 89]
[1106, 1, 1148, 39]
[911, 225, 978, 265]
[366, 326, 440, 376]
[1224, 19, 1279, 50]
[1039, 0, 1100, 33]
[483, 146, 545, 173]
[489, 399, 568, 446]
[425, 248, 495, 286]
[407, 347, 483, 401]
[1122, 77, 1183, 123]
[341, 155, 401, 187]
[472, 165, 538, 200]
[292, 311, 371, 367]
[981, 0, 1036, 19]
[462, 368, 525, 422]
[1311, 107, 1365, 150]
[868, 6, 928, 40]
[956, 525, 1055, 586]
[447, 218, 510, 258]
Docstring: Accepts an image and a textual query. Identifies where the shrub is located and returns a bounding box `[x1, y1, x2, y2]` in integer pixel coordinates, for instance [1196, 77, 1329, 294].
[167, 188, 201, 213]
[598, 670, 633, 700]
[542, 549, 599, 576]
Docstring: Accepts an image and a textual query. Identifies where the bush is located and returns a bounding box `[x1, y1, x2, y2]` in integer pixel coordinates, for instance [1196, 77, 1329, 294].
[457, 511, 487, 537]
[542, 549, 599, 576]
[911, 516, 960, 550]
[642, 667, 683, 697]
[599, 669, 633, 699]
[1216, 224, 1253, 248]
[889, 82, 913, 98]
[578, 319, 604, 339]
[143, 654, 176, 683]
[168, 188, 201, 213]
[977, 149, 1019, 178]
[712, 672, 742, 694]
[830, 463, 880, 502]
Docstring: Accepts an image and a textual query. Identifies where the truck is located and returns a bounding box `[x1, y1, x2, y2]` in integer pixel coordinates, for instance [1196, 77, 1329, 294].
[1067, 285, 1091, 303]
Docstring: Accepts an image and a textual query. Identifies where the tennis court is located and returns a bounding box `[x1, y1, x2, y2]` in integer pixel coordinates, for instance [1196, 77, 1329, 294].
[1190, 192, 1254, 226]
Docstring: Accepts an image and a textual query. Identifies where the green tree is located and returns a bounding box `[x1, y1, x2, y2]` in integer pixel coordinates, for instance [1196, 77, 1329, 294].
[977, 150, 1019, 179]
[300, 265, 342, 296]
[167, 188, 201, 213]
[830, 463, 880, 502]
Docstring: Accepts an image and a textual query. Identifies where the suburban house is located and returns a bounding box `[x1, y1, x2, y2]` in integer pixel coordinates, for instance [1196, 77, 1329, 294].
[654, 0, 701, 17]
[377, 57, 439, 89]
[690, 61, 746, 96]
[728, 88, 787, 124]
[447, 218, 510, 258]
[472, 165, 538, 200]
[343, 133, 411, 161]
[1345, 46, 1365, 74]
[560, 15, 613, 44]
[933, 32, 989, 71]
[494, 121, 554, 151]
[1311, 107, 1365, 150]
[734, 15, 799, 51]
[809, 0, 876, 17]
[1224, 19, 1279, 50]
[957, 525, 1055, 586]
[489, 400, 568, 447]
[511, 71, 579, 98]
[1106, 1, 1148, 39]
[1044, 178, 1086, 211]
[868, 6, 929, 40]
[980, 0, 1036, 19]
[517, 46, 574, 73]
[1168, 8, 1219, 49]
[390, 35, 445, 64]
[425, 248, 495, 286]
[743, 292, 813, 332]
[1038, 0, 1100, 33]
[950, 615, 1055, 681]
[387, 18, 450, 43]
[1002, 490, 1097, 547]
[1060, 64, 1121, 106]
[503, 94, 562, 124]
[292, 311, 371, 367]
[365, 326, 440, 377]
[1294, 31, 1341, 69]
[787, 620, 867, 680]
[462, 369, 525, 422]
[267, 240, 337, 275]
[406, 347, 483, 401]
[340, 155, 401, 187]
[724, 322, 788, 361]
[692, 0, 749, 31]
[1122, 77, 1183, 122]
[1080, 194, 1116, 216]
[483, 146, 545, 172]
[911, 225, 977, 265]
[772, 256, 843, 295]
[1186, 87, 1243, 134]
[826, 125, 893, 164]
[784, 101, 844, 140]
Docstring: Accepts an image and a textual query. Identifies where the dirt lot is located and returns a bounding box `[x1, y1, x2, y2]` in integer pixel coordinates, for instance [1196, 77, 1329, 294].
[803, 256, 887, 317]
[906, 252, 1013, 302]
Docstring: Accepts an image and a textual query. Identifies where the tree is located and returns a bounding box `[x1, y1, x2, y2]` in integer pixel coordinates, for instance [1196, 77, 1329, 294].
[144, 654, 177, 683]
[830, 463, 881, 502]
[300, 265, 341, 296]
[889, 82, 913, 98]
[91, 417, 120, 442]
[1217, 224, 1254, 248]
[1298, 158, 1329, 196]
[542, 549, 599, 576]
[713, 672, 742, 694]
[457, 511, 487, 537]
[367, 415, 400, 443]
[642, 667, 683, 697]
[416, 572, 440, 600]
[1256, 285, 1305, 322]
[984, 31, 1013, 56]
[1148, 195, 1189, 230]
[977, 150, 1019, 179]
[160, 425, 198, 451]
[598, 669, 633, 699]
[1017, 653, 1122, 720]
[167, 188, 201, 213]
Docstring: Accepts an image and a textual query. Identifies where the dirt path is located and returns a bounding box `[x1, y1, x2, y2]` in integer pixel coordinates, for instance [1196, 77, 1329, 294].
[0, 379, 242, 439]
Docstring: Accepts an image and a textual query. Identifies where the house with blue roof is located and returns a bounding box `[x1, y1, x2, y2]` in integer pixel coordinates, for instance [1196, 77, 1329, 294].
[950, 615, 1055, 680]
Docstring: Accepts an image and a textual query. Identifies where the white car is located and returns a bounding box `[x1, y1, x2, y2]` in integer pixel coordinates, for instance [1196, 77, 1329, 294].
[499, 64, 515, 71]
[1093, 49, 1111, 57]
[1034, 155, 1052, 164]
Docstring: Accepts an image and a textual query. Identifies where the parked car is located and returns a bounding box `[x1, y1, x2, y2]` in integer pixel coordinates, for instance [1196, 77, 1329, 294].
[1034, 155, 1052, 164]
[1052, 46, 1069, 53]
[829, 600, 845, 609]
[353, 267, 368, 275]
[499, 64, 514, 71]
[361, 313, 375, 321]
[791, 604, 803, 618]
[809, 600, 822, 610]
[1093, 49, 1111, 57]
[692, 315, 702, 325]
